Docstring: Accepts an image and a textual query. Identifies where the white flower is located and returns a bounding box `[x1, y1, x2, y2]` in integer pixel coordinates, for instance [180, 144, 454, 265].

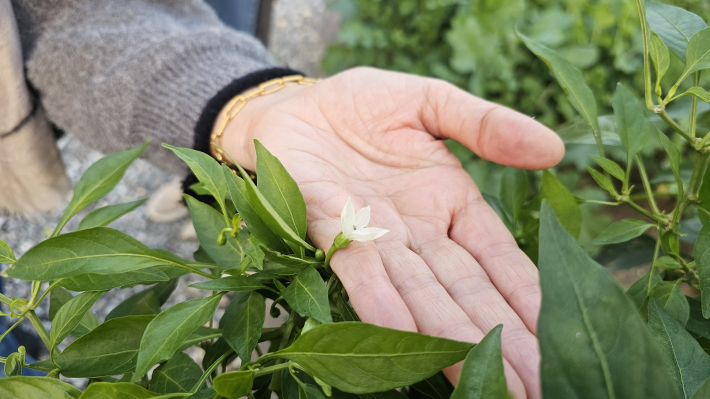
[340, 197, 389, 242]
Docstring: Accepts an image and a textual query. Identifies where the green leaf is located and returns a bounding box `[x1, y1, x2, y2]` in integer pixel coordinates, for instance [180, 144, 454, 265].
[627, 270, 663, 309]
[232, 158, 315, 252]
[105, 290, 161, 321]
[699, 167, 710, 226]
[262, 249, 321, 269]
[50, 290, 104, 348]
[646, 1, 708, 62]
[283, 267, 332, 323]
[57, 268, 170, 292]
[189, 388, 220, 399]
[7, 227, 188, 281]
[0, 239, 16, 264]
[79, 382, 160, 398]
[678, 87, 710, 103]
[688, 298, 710, 339]
[540, 170, 581, 238]
[693, 378, 710, 399]
[55, 315, 154, 378]
[4, 347, 25, 377]
[163, 145, 227, 211]
[591, 219, 654, 245]
[190, 275, 267, 292]
[586, 167, 614, 193]
[49, 287, 99, 338]
[54, 141, 149, 235]
[499, 167, 527, 227]
[223, 291, 265, 362]
[450, 325, 510, 399]
[648, 280, 690, 326]
[518, 32, 599, 136]
[255, 140, 308, 241]
[648, 299, 710, 399]
[269, 322, 474, 393]
[695, 224, 710, 318]
[589, 155, 625, 181]
[653, 256, 682, 270]
[679, 28, 710, 81]
[148, 352, 204, 394]
[656, 127, 683, 192]
[612, 83, 650, 162]
[184, 194, 242, 269]
[213, 371, 254, 399]
[133, 293, 223, 381]
[537, 202, 678, 399]
[299, 384, 326, 399]
[223, 165, 289, 253]
[650, 31, 670, 94]
[178, 326, 222, 354]
[0, 377, 81, 398]
[76, 199, 147, 230]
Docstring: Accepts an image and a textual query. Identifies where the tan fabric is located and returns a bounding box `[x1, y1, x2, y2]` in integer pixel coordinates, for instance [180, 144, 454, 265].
[0, 0, 69, 213]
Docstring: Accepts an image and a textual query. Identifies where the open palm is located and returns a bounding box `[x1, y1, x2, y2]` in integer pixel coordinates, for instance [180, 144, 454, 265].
[222, 67, 565, 398]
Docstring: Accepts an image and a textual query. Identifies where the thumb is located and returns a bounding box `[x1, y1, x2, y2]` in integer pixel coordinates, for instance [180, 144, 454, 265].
[421, 79, 565, 170]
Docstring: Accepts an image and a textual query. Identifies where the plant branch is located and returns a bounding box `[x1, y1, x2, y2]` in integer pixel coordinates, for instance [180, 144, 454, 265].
[690, 71, 701, 138]
[26, 311, 51, 349]
[0, 318, 23, 344]
[635, 155, 661, 215]
[634, 0, 654, 110]
[623, 198, 666, 223]
[33, 281, 62, 309]
[660, 110, 695, 146]
[190, 349, 235, 393]
[671, 150, 710, 228]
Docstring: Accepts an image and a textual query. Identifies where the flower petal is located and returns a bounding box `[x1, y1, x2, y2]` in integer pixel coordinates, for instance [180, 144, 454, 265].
[353, 205, 371, 228]
[349, 227, 389, 242]
[341, 197, 355, 237]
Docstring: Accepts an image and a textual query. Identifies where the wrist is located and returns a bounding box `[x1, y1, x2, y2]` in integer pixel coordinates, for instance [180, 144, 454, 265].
[211, 80, 312, 170]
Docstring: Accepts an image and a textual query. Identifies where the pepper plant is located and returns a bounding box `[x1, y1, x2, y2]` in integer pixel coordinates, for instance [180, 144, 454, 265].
[1, 1, 710, 398]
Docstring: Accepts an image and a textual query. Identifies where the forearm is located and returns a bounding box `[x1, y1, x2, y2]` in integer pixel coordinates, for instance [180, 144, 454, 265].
[13, 0, 276, 174]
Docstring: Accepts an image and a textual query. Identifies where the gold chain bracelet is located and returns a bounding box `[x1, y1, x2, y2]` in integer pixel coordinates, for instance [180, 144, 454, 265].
[210, 75, 320, 168]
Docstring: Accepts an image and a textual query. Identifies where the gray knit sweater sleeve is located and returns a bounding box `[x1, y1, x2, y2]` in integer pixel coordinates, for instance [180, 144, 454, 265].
[11, 0, 276, 174]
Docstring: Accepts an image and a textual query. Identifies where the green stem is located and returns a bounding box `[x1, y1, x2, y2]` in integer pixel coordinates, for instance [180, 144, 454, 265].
[323, 245, 337, 272]
[635, 155, 661, 215]
[690, 72, 701, 138]
[27, 311, 51, 349]
[0, 293, 13, 306]
[646, 237, 662, 294]
[635, 0, 654, 110]
[578, 199, 621, 206]
[254, 362, 291, 377]
[190, 349, 235, 393]
[0, 318, 23, 344]
[33, 281, 62, 309]
[623, 198, 666, 223]
[660, 110, 695, 146]
[671, 150, 710, 228]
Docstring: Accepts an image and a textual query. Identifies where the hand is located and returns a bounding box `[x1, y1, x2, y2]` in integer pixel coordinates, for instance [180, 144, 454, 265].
[220, 67, 564, 398]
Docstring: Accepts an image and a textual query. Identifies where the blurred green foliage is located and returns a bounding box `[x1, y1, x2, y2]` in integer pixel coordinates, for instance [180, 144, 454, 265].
[323, 0, 709, 128]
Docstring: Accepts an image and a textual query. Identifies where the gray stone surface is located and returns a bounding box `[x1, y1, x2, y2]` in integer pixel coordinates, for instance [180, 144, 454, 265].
[269, 0, 339, 77]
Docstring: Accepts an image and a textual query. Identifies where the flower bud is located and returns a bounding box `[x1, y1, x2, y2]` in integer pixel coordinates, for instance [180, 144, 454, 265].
[315, 249, 325, 261]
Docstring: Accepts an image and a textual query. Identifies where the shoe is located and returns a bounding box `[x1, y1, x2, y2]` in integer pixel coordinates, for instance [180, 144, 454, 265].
[146, 179, 189, 223]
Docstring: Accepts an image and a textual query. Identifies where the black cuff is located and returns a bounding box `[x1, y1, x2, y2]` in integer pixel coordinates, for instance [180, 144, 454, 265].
[184, 67, 302, 201]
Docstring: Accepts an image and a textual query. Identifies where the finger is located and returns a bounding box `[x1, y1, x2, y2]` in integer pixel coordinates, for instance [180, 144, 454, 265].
[376, 240, 527, 398]
[450, 194, 542, 334]
[415, 236, 541, 399]
[421, 78, 564, 170]
[305, 190, 417, 331]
